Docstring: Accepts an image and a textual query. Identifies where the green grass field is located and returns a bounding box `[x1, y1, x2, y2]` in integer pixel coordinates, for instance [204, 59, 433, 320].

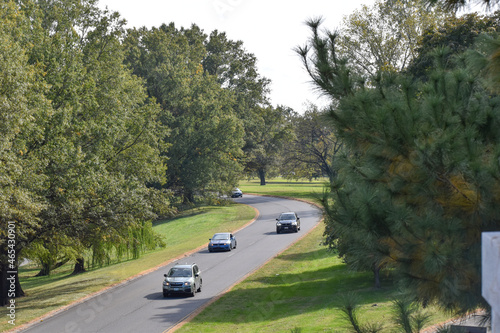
[238, 178, 327, 202]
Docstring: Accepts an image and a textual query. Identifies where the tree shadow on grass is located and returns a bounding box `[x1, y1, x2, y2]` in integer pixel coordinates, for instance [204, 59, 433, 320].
[17, 277, 109, 311]
[153, 210, 206, 227]
[20, 270, 77, 290]
[276, 249, 331, 262]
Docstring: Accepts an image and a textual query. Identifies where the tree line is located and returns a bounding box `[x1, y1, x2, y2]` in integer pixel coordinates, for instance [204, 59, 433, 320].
[0, 0, 335, 305]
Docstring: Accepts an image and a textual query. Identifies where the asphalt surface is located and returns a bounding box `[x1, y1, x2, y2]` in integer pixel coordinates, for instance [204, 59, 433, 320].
[21, 194, 322, 333]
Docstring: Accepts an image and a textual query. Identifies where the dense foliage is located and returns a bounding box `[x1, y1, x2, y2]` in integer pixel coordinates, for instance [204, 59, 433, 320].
[300, 8, 500, 313]
[0, 0, 171, 304]
[0, 0, 296, 305]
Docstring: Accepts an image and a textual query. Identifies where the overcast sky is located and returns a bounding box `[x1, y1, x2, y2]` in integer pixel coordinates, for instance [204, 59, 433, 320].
[97, 0, 375, 113]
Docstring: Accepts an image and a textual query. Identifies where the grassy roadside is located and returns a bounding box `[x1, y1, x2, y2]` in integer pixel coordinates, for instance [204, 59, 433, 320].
[239, 178, 327, 202]
[1, 204, 256, 332]
[176, 179, 453, 333]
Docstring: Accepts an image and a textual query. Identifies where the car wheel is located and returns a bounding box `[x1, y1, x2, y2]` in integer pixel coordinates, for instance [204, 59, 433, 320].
[197, 280, 202, 292]
[234, 241, 237, 249]
[276, 228, 280, 234]
[190, 286, 196, 297]
[163, 292, 169, 297]
[209, 248, 213, 253]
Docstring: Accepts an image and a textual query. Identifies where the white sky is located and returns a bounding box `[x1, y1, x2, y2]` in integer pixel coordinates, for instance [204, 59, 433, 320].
[98, 0, 375, 113]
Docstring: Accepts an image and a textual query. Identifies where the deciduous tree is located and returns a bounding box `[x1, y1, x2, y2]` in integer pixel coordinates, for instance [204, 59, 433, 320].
[424, 0, 499, 11]
[243, 105, 295, 185]
[337, 0, 449, 77]
[0, 0, 48, 305]
[123, 24, 244, 203]
[282, 104, 342, 181]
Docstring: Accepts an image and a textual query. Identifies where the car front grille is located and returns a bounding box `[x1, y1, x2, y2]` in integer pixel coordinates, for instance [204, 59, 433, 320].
[170, 282, 183, 287]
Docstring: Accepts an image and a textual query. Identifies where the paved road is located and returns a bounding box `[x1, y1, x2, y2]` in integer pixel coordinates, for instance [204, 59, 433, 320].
[21, 195, 322, 333]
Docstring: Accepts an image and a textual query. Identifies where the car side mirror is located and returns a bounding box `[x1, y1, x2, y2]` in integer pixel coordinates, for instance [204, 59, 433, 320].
[276, 218, 279, 221]
[195, 273, 199, 277]
[164, 274, 167, 277]
[209, 238, 211, 241]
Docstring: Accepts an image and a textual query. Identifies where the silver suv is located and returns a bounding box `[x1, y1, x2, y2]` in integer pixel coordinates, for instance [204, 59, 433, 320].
[163, 263, 202, 297]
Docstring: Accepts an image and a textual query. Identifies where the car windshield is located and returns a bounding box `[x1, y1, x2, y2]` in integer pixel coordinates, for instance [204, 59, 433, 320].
[212, 234, 229, 240]
[279, 214, 296, 220]
[168, 267, 192, 277]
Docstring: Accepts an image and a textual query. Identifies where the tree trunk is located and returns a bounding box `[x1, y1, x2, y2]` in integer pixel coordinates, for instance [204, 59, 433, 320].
[373, 264, 381, 289]
[14, 270, 23, 297]
[325, 164, 337, 183]
[72, 257, 86, 275]
[183, 190, 195, 204]
[0, 262, 9, 306]
[258, 168, 266, 185]
[0, 261, 24, 307]
[35, 258, 69, 277]
[35, 262, 51, 277]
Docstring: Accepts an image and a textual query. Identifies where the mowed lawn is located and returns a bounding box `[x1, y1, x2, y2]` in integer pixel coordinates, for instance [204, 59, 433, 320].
[238, 178, 327, 202]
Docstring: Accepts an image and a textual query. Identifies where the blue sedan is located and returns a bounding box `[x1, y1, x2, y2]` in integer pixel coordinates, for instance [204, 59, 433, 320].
[208, 232, 237, 252]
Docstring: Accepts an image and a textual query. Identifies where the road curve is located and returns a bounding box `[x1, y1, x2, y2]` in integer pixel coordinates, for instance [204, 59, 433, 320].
[21, 195, 322, 333]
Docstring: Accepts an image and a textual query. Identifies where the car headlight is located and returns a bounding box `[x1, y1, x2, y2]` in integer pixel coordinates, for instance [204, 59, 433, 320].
[184, 282, 190, 286]
[292, 221, 297, 225]
[163, 281, 169, 286]
[276, 222, 281, 226]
